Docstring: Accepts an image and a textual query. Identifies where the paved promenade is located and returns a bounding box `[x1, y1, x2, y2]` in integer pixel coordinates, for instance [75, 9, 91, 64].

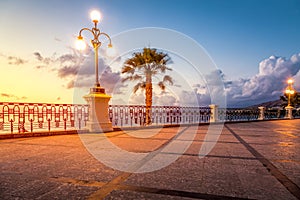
[1, 119, 300, 200]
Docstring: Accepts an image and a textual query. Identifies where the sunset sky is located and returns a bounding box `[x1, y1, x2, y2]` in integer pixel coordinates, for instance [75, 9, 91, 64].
[0, 0, 300, 107]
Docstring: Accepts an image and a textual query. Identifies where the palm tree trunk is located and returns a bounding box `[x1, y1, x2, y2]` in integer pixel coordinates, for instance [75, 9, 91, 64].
[145, 74, 152, 125]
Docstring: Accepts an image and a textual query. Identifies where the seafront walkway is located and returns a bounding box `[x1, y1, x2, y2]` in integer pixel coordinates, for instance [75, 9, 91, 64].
[1, 119, 300, 199]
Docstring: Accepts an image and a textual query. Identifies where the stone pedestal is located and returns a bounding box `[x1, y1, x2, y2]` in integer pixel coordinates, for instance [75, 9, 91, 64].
[285, 106, 294, 119]
[84, 86, 113, 132]
[258, 106, 265, 120]
[209, 104, 219, 123]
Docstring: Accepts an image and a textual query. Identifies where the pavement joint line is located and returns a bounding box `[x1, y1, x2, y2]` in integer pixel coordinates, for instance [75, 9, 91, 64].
[116, 184, 255, 200]
[48, 176, 253, 200]
[0, 142, 80, 148]
[225, 124, 300, 200]
[87, 126, 192, 200]
[108, 136, 171, 141]
[160, 152, 257, 160]
[169, 138, 241, 144]
[102, 137, 240, 144]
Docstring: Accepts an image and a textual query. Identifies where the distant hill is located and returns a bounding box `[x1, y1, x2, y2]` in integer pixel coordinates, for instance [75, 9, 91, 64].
[246, 99, 283, 109]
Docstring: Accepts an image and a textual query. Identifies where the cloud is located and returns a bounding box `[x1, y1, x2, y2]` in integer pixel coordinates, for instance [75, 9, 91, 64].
[183, 53, 300, 107]
[155, 93, 177, 106]
[33, 52, 43, 61]
[58, 66, 78, 78]
[124, 89, 178, 106]
[128, 92, 146, 105]
[7, 56, 27, 65]
[0, 53, 27, 65]
[225, 53, 300, 107]
[1, 93, 27, 100]
[33, 52, 52, 65]
[189, 53, 300, 107]
[58, 54, 77, 64]
[66, 80, 75, 89]
[293, 70, 300, 89]
[54, 37, 61, 42]
[69, 77, 93, 89]
[1, 93, 10, 98]
[60, 50, 126, 94]
[29, 46, 300, 108]
[31, 46, 126, 96]
[66, 51, 300, 107]
[99, 67, 124, 94]
[33, 49, 87, 77]
[176, 89, 211, 107]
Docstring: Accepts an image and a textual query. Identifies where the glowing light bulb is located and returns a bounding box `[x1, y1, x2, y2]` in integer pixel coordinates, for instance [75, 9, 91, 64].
[76, 36, 86, 50]
[290, 90, 295, 95]
[106, 44, 116, 57]
[90, 10, 101, 23]
[287, 79, 293, 84]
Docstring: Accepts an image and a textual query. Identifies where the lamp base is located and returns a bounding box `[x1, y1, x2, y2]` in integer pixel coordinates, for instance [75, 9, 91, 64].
[85, 121, 113, 133]
[84, 86, 113, 133]
[90, 86, 105, 94]
[285, 106, 294, 119]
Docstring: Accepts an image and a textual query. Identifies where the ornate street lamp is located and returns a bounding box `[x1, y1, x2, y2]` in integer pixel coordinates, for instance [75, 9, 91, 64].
[75, 10, 113, 132]
[285, 79, 295, 107]
[285, 78, 295, 119]
[76, 10, 113, 93]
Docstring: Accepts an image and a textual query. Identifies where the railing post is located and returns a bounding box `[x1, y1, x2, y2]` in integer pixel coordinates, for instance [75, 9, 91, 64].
[285, 106, 294, 119]
[30, 119, 33, 132]
[209, 104, 219, 123]
[78, 118, 81, 130]
[10, 119, 13, 133]
[48, 119, 51, 132]
[258, 106, 265, 120]
[64, 118, 67, 130]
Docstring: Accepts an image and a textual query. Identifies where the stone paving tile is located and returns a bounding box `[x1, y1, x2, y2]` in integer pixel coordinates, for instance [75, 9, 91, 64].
[204, 141, 254, 158]
[225, 120, 300, 200]
[124, 155, 205, 193]
[37, 184, 99, 200]
[0, 176, 60, 200]
[105, 190, 198, 200]
[271, 160, 300, 186]
[1, 120, 300, 199]
[1, 141, 119, 183]
[250, 143, 299, 160]
[0, 135, 120, 199]
[202, 157, 297, 200]
[107, 132, 174, 153]
[124, 153, 296, 199]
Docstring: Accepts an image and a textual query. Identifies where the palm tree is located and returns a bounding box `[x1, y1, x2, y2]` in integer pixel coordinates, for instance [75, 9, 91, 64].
[122, 48, 173, 125]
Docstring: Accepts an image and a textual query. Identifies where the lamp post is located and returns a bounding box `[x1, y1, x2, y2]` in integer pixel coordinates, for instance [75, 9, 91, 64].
[285, 79, 295, 107]
[76, 10, 112, 92]
[76, 10, 113, 132]
[285, 78, 295, 119]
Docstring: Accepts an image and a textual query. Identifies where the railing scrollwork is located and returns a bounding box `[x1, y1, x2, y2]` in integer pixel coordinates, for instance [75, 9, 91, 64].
[1, 102, 299, 134]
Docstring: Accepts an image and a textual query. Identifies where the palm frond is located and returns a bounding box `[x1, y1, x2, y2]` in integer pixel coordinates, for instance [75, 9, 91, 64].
[121, 66, 135, 74]
[132, 74, 142, 81]
[133, 82, 146, 93]
[158, 81, 166, 91]
[122, 47, 174, 94]
[163, 75, 173, 85]
[122, 76, 133, 83]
